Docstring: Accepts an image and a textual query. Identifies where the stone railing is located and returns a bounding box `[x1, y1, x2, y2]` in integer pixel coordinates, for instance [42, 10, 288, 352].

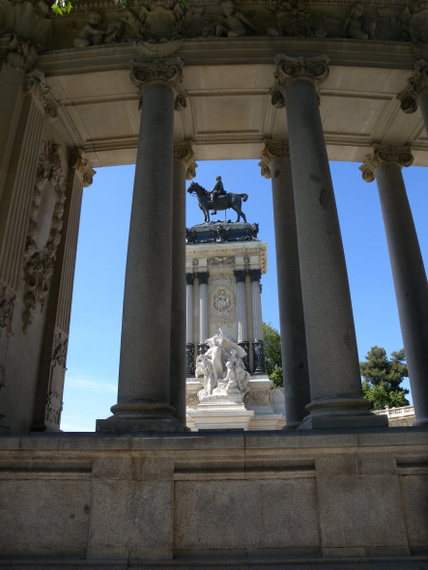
[374, 405, 415, 418]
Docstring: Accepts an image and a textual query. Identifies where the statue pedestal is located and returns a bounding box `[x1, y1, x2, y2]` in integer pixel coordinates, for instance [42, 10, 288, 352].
[187, 397, 255, 431]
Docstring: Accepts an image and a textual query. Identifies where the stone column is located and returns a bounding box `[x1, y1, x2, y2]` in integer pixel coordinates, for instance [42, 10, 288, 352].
[32, 150, 95, 432]
[234, 269, 249, 371]
[170, 141, 196, 424]
[398, 61, 428, 136]
[360, 145, 428, 426]
[273, 55, 385, 428]
[185, 273, 195, 377]
[249, 269, 266, 375]
[97, 59, 186, 433]
[197, 271, 209, 355]
[259, 139, 310, 428]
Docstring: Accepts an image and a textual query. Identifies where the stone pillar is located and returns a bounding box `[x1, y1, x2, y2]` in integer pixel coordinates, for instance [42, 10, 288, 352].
[259, 139, 310, 428]
[97, 59, 186, 433]
[185, 273, 195, 377]
[273, 55, 385, 428]
[197, 271, 209, 355]
[249, 269, 265, 375]
[32, 150, 95, 432]
[234, 269, 249, 371]
[170, 141, 196, 424]
[398, 61, 428, 135]
[360, 145, 428, 426]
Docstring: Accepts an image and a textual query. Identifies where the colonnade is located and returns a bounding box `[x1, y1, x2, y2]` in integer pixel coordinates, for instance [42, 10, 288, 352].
[184, 268, 265, 379]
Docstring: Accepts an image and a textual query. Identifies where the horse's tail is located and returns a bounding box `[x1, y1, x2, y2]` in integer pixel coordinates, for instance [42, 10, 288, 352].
[240, 193, 248, 202]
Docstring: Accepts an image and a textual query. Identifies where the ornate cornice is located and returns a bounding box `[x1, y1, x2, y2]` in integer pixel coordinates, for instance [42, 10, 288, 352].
[25, 70, 60, 121]
[174, 140, 197, 181]
[259, 139, 290, 179]
[360, 145, 414, 182]
[397, 60, 428, 114]
[273, 55, 329, 98]
[130, 58, 187, 111]
[69, 149, 96, 187]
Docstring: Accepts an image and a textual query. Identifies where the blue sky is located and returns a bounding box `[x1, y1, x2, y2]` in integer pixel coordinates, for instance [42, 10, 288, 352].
[60, 159, 426, 431]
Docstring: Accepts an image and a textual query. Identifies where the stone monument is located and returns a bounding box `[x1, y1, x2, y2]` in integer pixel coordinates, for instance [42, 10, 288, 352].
[185, 184, 284, 430]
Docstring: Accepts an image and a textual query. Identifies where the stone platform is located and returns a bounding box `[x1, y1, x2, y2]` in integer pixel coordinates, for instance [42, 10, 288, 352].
[0, 428, 427, 568]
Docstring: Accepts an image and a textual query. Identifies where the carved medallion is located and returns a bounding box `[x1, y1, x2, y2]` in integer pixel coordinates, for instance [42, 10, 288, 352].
[210, 276, 235, 327]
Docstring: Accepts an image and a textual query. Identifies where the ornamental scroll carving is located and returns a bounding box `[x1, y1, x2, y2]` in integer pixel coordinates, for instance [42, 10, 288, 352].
[174, 141, 197, 180]
[259, 139, 290, 179]
[69, 1, 428, 47]
[25, 69, 59, 121]
[360, 145, 414, 183]
[210, 276, 235, 327]
[398, 61, 428, 114]
[130, 58, 186, 111]
[22, 142, 66, 333]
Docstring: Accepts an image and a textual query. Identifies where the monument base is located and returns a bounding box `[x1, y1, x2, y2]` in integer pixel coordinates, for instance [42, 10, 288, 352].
[96, 415, 186, 434]
[187, 399, 255, 431]
[298, 412, 388, 430]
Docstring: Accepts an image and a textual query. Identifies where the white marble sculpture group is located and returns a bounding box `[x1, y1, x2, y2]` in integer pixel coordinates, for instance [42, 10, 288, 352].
[195, 329, 250, 403]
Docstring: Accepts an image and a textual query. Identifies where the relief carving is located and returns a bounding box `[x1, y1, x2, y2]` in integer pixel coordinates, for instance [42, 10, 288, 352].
[208, 256, 235, 266]
[210, 276, 235, 327]
[52, 332, 68, 369]
[0, 286, 15, 337]
[45, 391, 63, 426]
[360, 145, 414, 183]
[22, 142, 66, 333]
[5, 34, 39, 71]
[25, 69, 59, 121]
[74, 11, 123, 47]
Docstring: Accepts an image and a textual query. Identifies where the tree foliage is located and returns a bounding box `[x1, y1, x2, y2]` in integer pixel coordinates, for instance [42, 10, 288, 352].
[360, 346, 410, 410]
[263, 322, 283, 388]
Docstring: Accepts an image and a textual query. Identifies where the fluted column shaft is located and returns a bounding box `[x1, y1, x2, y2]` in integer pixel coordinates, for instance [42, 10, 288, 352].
[186, 273, 195, 377]
[170, 141, 197, 423]
[197, 271, 209, 354]
[259, 140, 310, 427]
[361, 146, 428, 426]
[234, 269, 249, 370]
[249, 269, 265, 374]
[274, 55, 384, 428]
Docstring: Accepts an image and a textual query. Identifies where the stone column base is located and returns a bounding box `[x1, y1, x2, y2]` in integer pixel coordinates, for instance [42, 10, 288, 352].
[96, 415, 186, 434]
[298, 412, 387, 430]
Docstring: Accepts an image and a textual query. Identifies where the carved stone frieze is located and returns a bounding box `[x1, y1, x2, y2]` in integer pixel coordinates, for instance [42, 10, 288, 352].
[5, 34, 39, 71]
[174, 140, 197, 180]
[274, 55, 330, 93]
[22, 141, 66, 333]
[45, 391, 63, 426]
[210, 275, 235, 327]
[69, 148, 96, 187]
[130, 58, 186, 111]
[0, 286, 15, 337]
[73, 11, 123, 48]
[398, 61, 428, 114]
[25, 69, 59, 121]
[259, 139, 290, 179]
[360, 145, 414, 183]
[208, 256, 235, 266]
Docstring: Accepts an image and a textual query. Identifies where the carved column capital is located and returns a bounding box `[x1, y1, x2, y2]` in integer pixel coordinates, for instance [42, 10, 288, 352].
[69, 149, 96, 187]
[272, 55, 329, 108]
[248, 269, 262, 282]
[25, 69, 60, 121]
[130, 58, 187, 111]
[174, 140, 197, 180]
[196, 271, 209, 286]
[186, 273, 194, 286]
[234, 270, 247, 283]
[398, 61, 428, 114]
[5, 34, 39, 71]
[360, 145, 414, 183]
[259, 139, 290, 179]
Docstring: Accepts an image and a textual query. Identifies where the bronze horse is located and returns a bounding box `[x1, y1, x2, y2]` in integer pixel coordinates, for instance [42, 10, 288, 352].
[187, 181, 248, 223]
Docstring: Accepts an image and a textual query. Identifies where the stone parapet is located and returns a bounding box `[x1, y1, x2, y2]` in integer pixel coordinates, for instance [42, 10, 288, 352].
[0, 429, 427, 566]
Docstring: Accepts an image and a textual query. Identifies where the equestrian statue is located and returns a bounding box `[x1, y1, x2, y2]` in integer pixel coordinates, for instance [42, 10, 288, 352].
[187, 175, 248, 223]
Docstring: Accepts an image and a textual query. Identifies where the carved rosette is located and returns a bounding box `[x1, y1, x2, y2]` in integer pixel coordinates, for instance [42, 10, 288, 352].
[360, 145, 414, 183]
[174, 141, 197, 180]
[398, 61, 428, 114]
[25, 70, 59, 121]
[0, 286, 15, 337]
[259, 139, 290, 179]
[69, 149, 95, 187]
[130, 58, 186, 111]
[272, 55, 329, 107]
[22, 142, 66, 333]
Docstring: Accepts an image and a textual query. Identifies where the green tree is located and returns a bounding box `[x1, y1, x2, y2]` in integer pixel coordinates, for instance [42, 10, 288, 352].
[263, 322, 283, 388]
[360, 346, 410, 410]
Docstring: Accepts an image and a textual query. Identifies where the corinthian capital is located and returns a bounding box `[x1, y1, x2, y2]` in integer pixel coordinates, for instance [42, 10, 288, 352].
[69, 149, 96, 187]
[274, 55, 329, 92]
[258, 139, 290, 179]
[174, 140, 197, 180]
[360, 145, 414, 183]
[397, 61, 428, 114]
[25, 70, 59, 121]
[130, 58, 187, 111]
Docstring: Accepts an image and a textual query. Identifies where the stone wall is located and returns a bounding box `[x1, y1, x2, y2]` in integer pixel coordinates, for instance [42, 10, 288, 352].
[0, 429, 427, 568]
